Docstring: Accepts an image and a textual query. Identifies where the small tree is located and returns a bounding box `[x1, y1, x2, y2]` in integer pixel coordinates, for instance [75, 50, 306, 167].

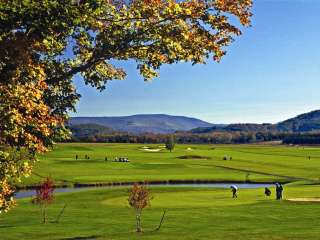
[32, 177, 55, 223]
[165, 135, 175, 152]
[128, 183, 151, 233]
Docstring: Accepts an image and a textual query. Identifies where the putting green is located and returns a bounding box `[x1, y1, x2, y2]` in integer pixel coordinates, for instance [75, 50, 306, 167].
[2, 185, 320, 240]
[103, 189, 259, 208]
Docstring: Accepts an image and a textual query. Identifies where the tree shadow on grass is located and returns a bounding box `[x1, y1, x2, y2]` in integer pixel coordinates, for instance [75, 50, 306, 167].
[0, 225, 16, 229]
[59, 235, 101, 240]
[0, 221, 44, 229]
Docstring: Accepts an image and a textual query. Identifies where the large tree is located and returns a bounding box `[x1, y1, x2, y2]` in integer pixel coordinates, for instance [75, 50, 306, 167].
[165, 135, 175, 152]
[0, 0, 252, 212]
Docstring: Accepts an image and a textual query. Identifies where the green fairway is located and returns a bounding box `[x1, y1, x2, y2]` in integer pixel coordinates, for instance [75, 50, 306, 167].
[3, 143, 320, 240]
[2, 185, 320, 240]
[21, 143, 320, 187]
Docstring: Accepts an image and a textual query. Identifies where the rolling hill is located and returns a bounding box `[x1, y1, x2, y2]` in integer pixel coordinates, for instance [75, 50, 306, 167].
[277, 110, 320, 132]
[69, 114, 216, 134]
[68, 124, 116, 139]
[190, 110, 320, 134]
[69, 110, 320, 136]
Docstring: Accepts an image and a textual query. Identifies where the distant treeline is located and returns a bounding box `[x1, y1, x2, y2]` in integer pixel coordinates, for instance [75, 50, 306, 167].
[283, 134, 320, 144]
[65, 131, 286, 144]
[64, 124, 320, 144]
[63, 128, 320, 144]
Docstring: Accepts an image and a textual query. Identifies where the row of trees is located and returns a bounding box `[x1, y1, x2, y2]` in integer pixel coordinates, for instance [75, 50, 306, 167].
[67, 131, 288, 144]
[283, 134, 320, 144]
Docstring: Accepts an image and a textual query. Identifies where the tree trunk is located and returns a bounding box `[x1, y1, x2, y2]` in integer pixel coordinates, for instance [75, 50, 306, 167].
[42, 204, 47, 224]
[136, 209, 142, 232]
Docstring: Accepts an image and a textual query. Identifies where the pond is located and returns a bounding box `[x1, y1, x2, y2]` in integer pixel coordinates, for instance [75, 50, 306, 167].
[15, 182, 274, 199]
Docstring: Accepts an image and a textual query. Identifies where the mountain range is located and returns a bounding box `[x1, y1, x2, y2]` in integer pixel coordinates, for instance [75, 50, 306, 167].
[69, 110, 320, 135]
[69, 114, 218, 134]
[191, 110, 320, 134]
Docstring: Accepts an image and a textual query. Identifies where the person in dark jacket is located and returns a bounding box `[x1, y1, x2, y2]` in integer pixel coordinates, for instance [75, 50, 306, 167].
[264, 187, 271, 197]
[275, 183, 283, 200]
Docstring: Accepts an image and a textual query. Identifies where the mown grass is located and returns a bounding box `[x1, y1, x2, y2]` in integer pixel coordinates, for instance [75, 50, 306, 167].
[20, 143, 320, 187]
[2, 185, 320, 240]
[3, 143, 320, 239]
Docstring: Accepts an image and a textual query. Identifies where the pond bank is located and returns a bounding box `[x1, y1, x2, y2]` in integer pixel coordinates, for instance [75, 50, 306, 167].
[16, 179, 289, 190]
[15, 182, 276, 199]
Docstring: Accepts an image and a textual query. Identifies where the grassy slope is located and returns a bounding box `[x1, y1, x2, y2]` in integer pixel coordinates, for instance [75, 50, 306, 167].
[3, 143, 320, 240]
[2, 185, 320, 240]
[21, 143, 320, 187]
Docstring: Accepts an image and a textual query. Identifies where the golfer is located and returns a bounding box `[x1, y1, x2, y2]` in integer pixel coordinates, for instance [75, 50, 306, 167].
[265, 187, 271, 197]
[275, 183, 283, 200]
[230, 185, 238, 198]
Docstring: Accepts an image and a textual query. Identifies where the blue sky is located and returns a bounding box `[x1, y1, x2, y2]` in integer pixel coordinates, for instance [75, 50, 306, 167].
[72, 0, 320, 124]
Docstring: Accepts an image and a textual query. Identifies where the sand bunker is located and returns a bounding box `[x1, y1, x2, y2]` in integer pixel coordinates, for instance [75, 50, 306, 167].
[143, 149, 162, 152]
[287, 198, 320, 203]
[140, 146, 163, 152]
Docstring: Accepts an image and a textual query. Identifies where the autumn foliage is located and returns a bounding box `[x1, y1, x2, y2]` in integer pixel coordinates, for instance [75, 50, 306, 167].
[128, 183, 152, 232]
[0, 179, 15, 214]
[0, 0, 252, 212]
[32, 177, 55, 223]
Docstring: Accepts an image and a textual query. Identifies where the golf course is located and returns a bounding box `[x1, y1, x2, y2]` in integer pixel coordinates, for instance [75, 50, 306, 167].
[19, 143, 320, 186]
[2, 0, 320, 239]
[1, 143, 320, 240]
